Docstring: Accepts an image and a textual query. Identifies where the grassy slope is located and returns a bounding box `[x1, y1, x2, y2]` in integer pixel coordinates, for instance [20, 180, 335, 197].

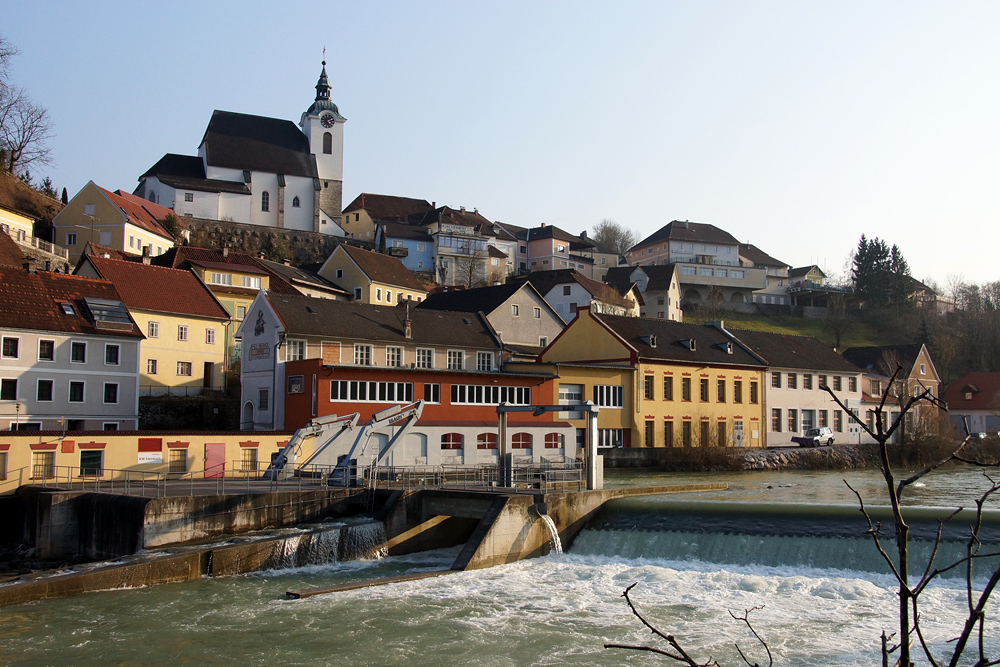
[683, 312, 897, 349]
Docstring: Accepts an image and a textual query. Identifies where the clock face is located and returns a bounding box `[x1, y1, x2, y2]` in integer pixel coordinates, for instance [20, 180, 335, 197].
[321, 113, 335, 128]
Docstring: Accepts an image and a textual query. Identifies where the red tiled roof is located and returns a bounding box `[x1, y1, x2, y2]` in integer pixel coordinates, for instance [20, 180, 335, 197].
[343, 193, 435, 220]
[339, 244, 427, 292]
[80, 256, 230, 320]
[0, 231, 27, 267]
[161, 246, 300, 295]
[95, 185, 174, 241]
[942, 372, 1000, 411]
[0, 268, 142, 337]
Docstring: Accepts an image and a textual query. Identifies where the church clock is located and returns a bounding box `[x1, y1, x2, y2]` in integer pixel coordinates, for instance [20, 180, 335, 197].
[320, 113, 336, 128]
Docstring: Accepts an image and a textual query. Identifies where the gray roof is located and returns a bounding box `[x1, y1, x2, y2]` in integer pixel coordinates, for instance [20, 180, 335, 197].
[418, 283, 525, 315]
[257, 258, 348, 295]
[841, 344, 926, 375]
[200, 111, 318, 178]
[139, 154, 251, 195]
[632, 221, 740, 251]
[725, 329, 860, 373]
[268, 294, 499, 349]
[739, 243, 788, 268]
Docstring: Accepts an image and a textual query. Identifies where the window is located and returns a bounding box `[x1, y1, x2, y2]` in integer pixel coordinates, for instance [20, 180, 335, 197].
[240, 448, 258, 472]
[423, 383, 440, 403]
[451, 384, 530, 406]
[819, 410, 829, 428]
[66, 231, 77, 246]
[543, 433, 565, 449]
[594, 385, 624, 408]
[416, 348, 433, 368]
[476, 351, 493, 371]
[177, 325, 188, 341]
[105, 344, 120, 365]
[733, 380, 742, 403]
[71, 341, 86, 363]
[203, 328, 215, 346]
[787, 409, 798, 433]
[699, 378, 709, 402]
[447, 350, 464, 370]
[148, 321, 159, 338]
[1, 337, 18, 359]
[242, 276, 261, 289]
[104, 383, 119, 404]
[69, 381, 84, 402]
[664, 420, 673, 447]
[833, 376, 842, 392]
[870, 379, 882, 396]
[0, 378, 15, 400]
[771, 372, 782, 389]
[511, 304, 519, 317]
[32, 451, 55, 478]
[563, 285, 571, 296]
[354, 344, 373, 366]
[441, 433, 464, 450]
[236, 306, 246, 319]
[643, 375, 654, 400]
[210, 273, 232, 285]
[717, 379, 726, 402]
[286, 340, 306, 362]
[818, 374, 827, 389]
[292, 196, 300, 208]
[477, 433, 498, 450]
[700, 421, 710, 447]
[354, 287, 362, 300]
[184, 192, 194, 202]
[38, 340, 54, 361]
[787, 373, 797, 390]
[750, 381, 759, 404]
[718, 422, 727, 447]
[331, 380, 414, 403]
[681, 377, 692, 401]
[772, 409, 782, 432]
[375, 288, 382, 302]
[168, 449, 187, 473]
[682, 421, 692, 447]
[849, 377, 858, 393]
[129, 234, 135, 249]
[258, 388, 269, 411]
[511, 433, 532, 450]
[598, 429, 624, 447]
[539, 337, 548, 347]
[803, 374, 813, 390]
[533, 307, 541, 318]
[147, 359, 158, 375]
[176, 362, 192, 376]
[834, 410, 844, 432]
[663, 376, 673, 401]
[386, 290, 393, 303]
[386, 346, 403, 367]
[36, 379, 53, 401]
[261, 191, 270, 212]
[920, 363, 926, 375]
[80, 450, 103, 476]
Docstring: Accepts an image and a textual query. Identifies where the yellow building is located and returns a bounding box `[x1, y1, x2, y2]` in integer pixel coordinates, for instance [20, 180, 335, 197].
[539, 307, 768, 447]
[0, 203, 34, 241]
[76, 256, 230, 395]
[341, 193, 435, 242]
[53, 182, 176, 264]
[318, 243, 427, 304]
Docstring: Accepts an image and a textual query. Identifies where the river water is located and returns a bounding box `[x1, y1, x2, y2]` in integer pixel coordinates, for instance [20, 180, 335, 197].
[1, 466, 999, 666]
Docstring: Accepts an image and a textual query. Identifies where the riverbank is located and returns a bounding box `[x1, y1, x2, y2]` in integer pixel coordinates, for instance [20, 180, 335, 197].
[602, 444, 882, 472]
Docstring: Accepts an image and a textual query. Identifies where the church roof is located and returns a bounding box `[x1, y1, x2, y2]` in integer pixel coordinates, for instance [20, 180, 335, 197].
[200, 111, 319, 179]
[139, 154, 250, 195]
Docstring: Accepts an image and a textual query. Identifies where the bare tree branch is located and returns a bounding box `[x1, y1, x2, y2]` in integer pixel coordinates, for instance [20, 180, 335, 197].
[728, 606, 772, 667]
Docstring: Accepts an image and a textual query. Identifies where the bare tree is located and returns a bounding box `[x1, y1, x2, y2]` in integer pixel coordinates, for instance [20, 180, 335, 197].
[824, 292, 854, 349]
[592, 218, 639, 256]
[0, 36, 52, 174]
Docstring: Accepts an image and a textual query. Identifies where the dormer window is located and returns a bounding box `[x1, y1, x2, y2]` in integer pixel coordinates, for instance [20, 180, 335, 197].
[60, 302, 76, 316]
[965, 391, 973, 400]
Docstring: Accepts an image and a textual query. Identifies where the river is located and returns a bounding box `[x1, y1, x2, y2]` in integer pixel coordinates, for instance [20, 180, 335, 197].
[1, 466, 998, 666]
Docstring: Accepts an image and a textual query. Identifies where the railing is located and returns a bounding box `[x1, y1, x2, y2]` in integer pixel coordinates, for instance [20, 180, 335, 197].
[1, 225, 71, 260]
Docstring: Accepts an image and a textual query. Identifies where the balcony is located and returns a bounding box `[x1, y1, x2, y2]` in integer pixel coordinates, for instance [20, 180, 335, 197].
[2, 224, 70, 260]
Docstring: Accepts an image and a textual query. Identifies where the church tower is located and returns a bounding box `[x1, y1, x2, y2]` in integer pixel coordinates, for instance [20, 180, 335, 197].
[301, 61, 346, 230]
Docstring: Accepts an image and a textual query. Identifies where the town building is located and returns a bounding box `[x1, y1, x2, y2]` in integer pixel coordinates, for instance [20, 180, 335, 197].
[522, 269, 642, 323]
[603, 264, 682, 321]
[0, 264, 143, 431]
[75, 255, 231, 396]
[342, 193, 435, 242]
[740, 243, 791, 306]
[942, 373, 1000, 435]
[538, 307, 768, 448]
[515, 224, 596, 278]
[136, 63, 346, 235]
[52, 183, 175, 264]
[723, 329, 864, 446]
[317, 243, 427, 304]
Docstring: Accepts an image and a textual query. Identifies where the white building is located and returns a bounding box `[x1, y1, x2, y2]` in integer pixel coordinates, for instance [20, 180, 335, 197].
[136, 63, 346, 236]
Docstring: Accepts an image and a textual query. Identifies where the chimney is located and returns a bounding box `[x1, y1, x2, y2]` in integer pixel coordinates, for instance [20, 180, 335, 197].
[579, 230, 587, 239]
[283, 258, 291, 266]
[460, 206, 466, 213]
[258, 251, 266, 260]
[222, 246, 229, 258]
[404, 301, 412, 339]
[432, 201, 436, 208]
[23, 258, 36, 274]
[142, 245, 152, 264]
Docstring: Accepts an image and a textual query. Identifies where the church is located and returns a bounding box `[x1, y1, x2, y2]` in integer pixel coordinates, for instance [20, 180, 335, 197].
[135, 63, 346, 235]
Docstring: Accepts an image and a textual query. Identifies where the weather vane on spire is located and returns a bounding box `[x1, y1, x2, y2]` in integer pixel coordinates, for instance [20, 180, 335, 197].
[322, 46, 326, 66]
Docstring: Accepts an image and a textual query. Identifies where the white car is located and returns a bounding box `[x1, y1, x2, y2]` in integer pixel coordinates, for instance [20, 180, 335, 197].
[792, 427, 835, 447]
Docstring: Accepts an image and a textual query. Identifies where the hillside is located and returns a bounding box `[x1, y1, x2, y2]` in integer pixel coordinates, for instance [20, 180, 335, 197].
[0, 171, 62, 228]
[683, 311, 903, 350]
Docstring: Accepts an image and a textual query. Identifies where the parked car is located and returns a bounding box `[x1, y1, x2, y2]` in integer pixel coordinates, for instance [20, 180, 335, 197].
[792, 427, 835, 447]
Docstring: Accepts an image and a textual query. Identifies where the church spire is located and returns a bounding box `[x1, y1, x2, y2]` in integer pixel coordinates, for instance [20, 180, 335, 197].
[305, 58, 345, 120]
[315, 60, 331, 102]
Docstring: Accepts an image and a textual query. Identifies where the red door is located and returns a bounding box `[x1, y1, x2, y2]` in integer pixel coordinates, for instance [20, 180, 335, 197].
[204, 443, 226, 478]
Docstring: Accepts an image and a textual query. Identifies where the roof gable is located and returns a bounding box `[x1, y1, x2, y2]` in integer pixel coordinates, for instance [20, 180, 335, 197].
[343, 193, 435, 220]
[632, 221, 740, 251]
[93, 184, 174, 241]
[336, 244, 426, 292]
[201, 110, 317, 178]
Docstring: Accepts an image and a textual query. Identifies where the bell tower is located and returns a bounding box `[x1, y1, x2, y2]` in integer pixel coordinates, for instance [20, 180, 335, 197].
[300, 59, 346, 227]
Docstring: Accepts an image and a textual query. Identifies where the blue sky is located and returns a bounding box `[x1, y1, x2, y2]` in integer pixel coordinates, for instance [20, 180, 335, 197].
[6, 1, 999, 286]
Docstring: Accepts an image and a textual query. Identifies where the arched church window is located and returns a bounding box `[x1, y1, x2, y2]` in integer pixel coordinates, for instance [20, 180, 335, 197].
[261, 191, 270, 212]
[292, 196, 300, 208]
[323, 132, 332, 154]
[148, 192, 156, 203]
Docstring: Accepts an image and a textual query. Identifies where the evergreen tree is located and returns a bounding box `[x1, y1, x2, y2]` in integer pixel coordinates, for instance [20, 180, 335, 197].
[851, 235, 891, 307]
[888, 244, 912, 306]
[60, 187, 68, 204]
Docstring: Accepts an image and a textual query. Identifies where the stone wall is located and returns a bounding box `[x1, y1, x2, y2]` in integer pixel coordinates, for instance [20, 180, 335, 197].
[179, 216, 354, 265]
[601, 444, 881, 472]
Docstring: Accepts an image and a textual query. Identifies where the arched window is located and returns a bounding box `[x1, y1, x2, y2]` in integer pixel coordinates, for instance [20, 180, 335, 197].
[148, 192, 156, 203]
[292, 196, 300, 208]
[512, 432, 532, 449]
[441, 433, 464, 450]
[261, 191, 270, 212]
[544, 433, 564, 449]
[477, 433, 497, 450]
[323, 132, 332, 154]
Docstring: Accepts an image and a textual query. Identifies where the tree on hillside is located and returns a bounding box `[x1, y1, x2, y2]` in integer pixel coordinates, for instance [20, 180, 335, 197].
[851, 235, 911, 309]
[0, 36, 52, 175]
[60, 187, 67, 204]
[592, 218, 638, 256]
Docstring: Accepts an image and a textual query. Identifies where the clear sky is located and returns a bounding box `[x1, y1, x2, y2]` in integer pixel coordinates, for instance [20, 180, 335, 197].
[5, 1, 999, 287]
